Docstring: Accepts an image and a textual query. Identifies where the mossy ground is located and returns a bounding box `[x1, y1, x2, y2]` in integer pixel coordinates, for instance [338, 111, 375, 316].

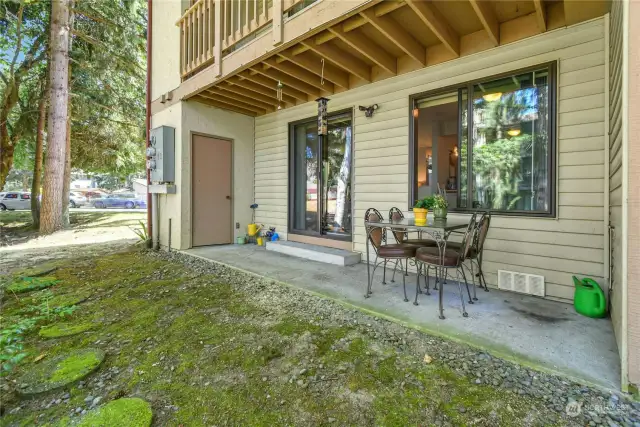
[6, 277, 59, 294]
[39, 322, 93, 339]
[1, 248, 574, 426]
[74, 398, 152, 427]
[16, 349, 105, 396]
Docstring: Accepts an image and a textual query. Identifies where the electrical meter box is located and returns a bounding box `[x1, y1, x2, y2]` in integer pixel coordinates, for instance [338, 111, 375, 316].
[148, 126, 175, 183]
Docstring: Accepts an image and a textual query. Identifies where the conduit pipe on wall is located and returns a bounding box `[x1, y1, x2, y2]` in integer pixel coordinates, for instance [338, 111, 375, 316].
[145, 0, 153, 240]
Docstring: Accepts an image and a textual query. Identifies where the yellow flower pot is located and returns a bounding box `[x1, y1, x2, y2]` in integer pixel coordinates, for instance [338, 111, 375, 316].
[414, 208, 428, 224]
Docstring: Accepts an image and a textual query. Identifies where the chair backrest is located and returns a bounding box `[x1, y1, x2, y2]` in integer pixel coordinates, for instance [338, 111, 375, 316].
[364, 208, 385, 253]
[458, 213, 478, 263]
[388, 207, 405, 243]
[473, 211, 492, 258]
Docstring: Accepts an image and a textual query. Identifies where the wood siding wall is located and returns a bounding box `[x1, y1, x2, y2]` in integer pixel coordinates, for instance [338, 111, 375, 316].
[254, 18, 607, 303]
[609, 1, 624, 355]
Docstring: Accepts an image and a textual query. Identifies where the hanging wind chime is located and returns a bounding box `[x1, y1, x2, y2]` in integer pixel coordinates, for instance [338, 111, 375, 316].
[276, 80, 283, 110]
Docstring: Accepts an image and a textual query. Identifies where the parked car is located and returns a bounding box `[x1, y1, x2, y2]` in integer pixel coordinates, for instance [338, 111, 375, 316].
[0, 192, 31, 211]
[92, 193, 146, 209]
[69, 191, 88, 208]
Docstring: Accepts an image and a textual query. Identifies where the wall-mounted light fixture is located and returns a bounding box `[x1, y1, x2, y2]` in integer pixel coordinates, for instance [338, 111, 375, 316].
[412, 108, 419, 118]
[359, 104, 379, 118]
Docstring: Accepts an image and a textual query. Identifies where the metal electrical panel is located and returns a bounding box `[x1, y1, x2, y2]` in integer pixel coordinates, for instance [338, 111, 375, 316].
[147, 126, 175, 183]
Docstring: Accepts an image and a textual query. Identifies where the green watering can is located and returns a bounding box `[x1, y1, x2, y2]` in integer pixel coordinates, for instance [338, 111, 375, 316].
[572, 276, 607, 318]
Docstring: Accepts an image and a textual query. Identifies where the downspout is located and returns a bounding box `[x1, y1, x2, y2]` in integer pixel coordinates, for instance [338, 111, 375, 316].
[146, 0, 153, 239]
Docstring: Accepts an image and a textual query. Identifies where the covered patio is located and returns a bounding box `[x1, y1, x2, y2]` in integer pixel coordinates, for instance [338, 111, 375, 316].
[183, 244, 620, 391]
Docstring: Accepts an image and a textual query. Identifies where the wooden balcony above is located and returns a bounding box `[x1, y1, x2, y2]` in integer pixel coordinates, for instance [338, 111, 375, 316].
[161, 0, 608, 117]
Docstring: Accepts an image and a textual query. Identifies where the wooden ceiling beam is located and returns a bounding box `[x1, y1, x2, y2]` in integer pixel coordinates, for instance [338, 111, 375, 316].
[206, 88, 275, 112]
[301, 39, 371, 82]
[250, 66, 321, 97]
[200, 90, 270, 114]
[405, 0, 459, 57]
[218, 83, 280, 107]
[263, 57, 335, 92]
[277, 50, 350, 88]
[533, 0, 546, 32]
[227, 76, 297, 105]
[360, 9, 426, 66]
[468, 0, 499, 46]
[192, 95, 258, 116]
[238, 71, 308, 102]
[327, 26, 397, 75]
[341, 0, 407, 33]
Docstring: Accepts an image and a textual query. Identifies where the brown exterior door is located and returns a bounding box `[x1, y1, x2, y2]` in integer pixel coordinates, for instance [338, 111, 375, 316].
[192, 135, 232, 246]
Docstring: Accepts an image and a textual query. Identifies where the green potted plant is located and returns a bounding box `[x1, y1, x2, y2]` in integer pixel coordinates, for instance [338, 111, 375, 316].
[432, 194, 449, 220]
[413, 196, 434, 223]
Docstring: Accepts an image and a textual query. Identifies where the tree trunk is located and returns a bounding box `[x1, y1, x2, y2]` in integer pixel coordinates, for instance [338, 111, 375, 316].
[0, 82, 20, 191]
[61, 1, 74, 227]
[334, 132, 351, 231]
[62, 115, 71, 225]
[31, 75, 49, 228]
[40, 0, 70, 234]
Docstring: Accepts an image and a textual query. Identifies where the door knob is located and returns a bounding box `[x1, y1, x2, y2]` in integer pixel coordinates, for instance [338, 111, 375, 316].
[226, 195, 231, 200]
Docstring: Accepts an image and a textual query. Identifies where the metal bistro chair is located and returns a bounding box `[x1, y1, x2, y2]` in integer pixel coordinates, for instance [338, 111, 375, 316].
[413, 213, 477, 319]
[442, 212, 492, 301]
[364, 208, 418, 302]
[388, 207, 439, 278]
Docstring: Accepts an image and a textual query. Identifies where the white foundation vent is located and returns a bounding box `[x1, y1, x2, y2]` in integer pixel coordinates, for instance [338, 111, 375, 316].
[498, 270, 545, 297]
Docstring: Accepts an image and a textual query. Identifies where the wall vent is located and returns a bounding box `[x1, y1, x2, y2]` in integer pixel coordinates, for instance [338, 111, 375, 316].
[498, 270, 545, 297]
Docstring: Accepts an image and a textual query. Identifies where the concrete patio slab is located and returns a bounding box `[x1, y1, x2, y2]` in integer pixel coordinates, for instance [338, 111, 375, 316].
[184, 244, 621, 391]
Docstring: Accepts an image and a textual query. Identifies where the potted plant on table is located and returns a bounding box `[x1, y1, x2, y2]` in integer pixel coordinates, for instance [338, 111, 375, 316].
[432, 194, 449, 220]
[413, 196, 434, 224]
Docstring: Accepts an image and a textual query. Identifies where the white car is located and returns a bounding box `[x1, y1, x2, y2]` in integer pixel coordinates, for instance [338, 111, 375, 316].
[0, 192, 32, 210]
[69, 191, 87, 208]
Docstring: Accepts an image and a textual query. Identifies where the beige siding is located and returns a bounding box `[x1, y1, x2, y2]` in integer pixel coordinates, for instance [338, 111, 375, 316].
[254, 19, 607, 303]
[609, 0, 625, 369]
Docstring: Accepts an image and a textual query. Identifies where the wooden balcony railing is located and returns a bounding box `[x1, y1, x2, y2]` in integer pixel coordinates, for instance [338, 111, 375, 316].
[177, 0, 309, 78]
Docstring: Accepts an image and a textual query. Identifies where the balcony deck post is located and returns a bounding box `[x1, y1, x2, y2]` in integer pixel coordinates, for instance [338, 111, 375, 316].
[273, 0, 283, 46]
[214, 0, 222, 76]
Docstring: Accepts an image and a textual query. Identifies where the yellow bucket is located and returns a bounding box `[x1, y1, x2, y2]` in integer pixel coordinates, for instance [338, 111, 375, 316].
[248, 223, 262, 236]
[256, 237, 264, 246]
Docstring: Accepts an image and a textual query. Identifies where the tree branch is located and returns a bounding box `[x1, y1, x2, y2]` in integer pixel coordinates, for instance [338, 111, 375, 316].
[9, 2, 25, 77]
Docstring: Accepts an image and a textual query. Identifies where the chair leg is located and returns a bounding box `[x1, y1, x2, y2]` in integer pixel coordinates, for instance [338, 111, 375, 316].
[413, 264, 421, 305]
[433, 265, 439, 290]
[456, 269, 469, 317]
[438, 267, 445, 320]
[470, 260, 478, 301]
[459, 265, 474, 304]
[478, 257, 489, 292]
[382, 259, 387, 285]
[391, 259, 399, 283]
[401, 259, 408, 302]
[424, 265, 431, 296]
[405, 259, 409, 276]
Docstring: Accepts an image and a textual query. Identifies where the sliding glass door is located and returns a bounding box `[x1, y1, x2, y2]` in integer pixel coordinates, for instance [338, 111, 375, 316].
[290, 111, 352, 240]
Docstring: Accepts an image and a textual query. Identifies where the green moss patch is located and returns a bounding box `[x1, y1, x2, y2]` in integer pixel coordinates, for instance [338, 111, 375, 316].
[39, 322, 93, 339]
[75, 398, 152, 427]
[48, 291, 91, 308]
[16, 348, 104, 396]
[6, 276, 59, 294]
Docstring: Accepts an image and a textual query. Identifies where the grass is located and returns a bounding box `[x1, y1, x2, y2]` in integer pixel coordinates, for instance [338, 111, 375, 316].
[1, 249, 571, 426]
